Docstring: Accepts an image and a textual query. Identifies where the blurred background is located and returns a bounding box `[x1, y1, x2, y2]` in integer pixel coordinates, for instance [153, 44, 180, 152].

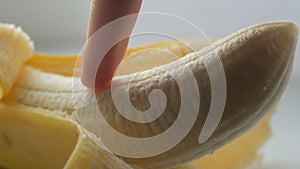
[0, 0, 299, 168]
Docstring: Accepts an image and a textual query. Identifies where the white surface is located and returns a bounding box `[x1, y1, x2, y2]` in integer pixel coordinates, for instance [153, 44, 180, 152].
[0, 0, 299, 168]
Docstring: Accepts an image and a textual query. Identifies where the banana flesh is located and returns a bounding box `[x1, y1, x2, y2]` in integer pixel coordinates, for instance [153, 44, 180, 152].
[0, 21, 298, 169]
[0, 23, 33, 99]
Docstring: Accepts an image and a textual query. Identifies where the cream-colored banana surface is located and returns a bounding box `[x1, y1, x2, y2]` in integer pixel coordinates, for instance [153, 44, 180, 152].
[0, 23, 33, 99]
[0, 21, 298, 169]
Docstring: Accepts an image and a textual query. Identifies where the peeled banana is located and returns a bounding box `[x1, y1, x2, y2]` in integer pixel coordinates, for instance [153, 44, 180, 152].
[0, 21, 298, 169]
[0, 23, 33, 99]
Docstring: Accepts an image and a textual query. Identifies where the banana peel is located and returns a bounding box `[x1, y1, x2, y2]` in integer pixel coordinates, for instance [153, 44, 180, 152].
[0, 21, 298, 169]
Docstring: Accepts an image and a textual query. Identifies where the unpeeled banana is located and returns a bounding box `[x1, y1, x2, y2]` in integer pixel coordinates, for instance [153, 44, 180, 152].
[0, 21, 298, 169]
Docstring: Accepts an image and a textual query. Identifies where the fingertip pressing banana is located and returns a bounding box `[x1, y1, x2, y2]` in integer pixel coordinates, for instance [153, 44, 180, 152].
[0, 21, 298, 169]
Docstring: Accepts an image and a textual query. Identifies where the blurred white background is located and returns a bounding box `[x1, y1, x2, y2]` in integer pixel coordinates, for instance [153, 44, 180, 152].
[0, 0, 299, 168]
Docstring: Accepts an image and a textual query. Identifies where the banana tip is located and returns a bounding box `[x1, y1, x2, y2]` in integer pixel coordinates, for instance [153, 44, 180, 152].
[277, 21, 299, 36]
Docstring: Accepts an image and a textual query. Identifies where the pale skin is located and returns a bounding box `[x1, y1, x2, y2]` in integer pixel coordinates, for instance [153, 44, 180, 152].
[81, 0, 142, 90]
